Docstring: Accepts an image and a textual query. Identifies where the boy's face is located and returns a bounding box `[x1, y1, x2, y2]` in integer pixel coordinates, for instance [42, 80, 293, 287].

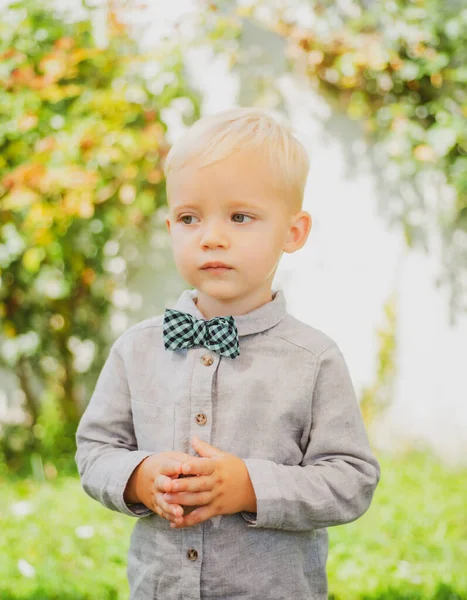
[165, 149, 311, 313]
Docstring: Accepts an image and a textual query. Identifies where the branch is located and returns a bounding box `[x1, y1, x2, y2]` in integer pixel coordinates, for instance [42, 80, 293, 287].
[15, 355, 39, 425]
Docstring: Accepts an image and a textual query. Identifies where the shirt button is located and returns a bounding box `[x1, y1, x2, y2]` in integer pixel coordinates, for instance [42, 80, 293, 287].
[195, 413, 207, 426]
[187, 548, 198, 561]
[201, 354, 214, 366]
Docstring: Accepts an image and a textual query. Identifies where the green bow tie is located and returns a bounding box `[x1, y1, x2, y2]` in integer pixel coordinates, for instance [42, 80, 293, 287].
[163, 309, 240, 358]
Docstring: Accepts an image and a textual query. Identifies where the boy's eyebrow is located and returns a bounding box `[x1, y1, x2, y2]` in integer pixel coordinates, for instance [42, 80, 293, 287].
[171, 198, 265, 211]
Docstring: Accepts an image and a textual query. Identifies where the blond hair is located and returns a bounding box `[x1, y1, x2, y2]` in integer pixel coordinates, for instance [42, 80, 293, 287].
[162, 107, 309, 211]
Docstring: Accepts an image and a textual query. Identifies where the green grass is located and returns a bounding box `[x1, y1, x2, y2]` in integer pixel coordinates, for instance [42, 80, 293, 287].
[1, 451, 466, 599]
[327, 450, 466, 599]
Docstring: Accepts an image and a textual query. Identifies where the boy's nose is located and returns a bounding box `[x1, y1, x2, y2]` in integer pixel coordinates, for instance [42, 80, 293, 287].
[200, 222, 229, 248]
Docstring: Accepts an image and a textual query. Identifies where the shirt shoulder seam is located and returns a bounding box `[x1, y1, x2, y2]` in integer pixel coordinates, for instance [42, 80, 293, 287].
[262, 330, 336, 359]
[115, 321, 164, 346]
[112, 320, 164, 366]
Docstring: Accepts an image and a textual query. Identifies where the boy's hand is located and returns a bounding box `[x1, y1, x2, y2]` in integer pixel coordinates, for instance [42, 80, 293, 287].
[163, 436, 257, 528]
[124, 451, 193, 523]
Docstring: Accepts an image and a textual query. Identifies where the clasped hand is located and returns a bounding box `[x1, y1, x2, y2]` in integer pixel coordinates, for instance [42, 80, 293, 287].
[157, 435, 256, 529]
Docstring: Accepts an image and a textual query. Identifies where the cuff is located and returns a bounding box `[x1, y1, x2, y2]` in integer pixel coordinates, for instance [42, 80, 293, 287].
[125, 502, 153, 517]
[108, 450, 155, 518]
[240, 511, 257, 525]
[241, 458, 284, 529]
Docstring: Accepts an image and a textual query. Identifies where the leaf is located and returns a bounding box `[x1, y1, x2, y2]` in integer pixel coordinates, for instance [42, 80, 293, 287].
[2, 187, 40, 210]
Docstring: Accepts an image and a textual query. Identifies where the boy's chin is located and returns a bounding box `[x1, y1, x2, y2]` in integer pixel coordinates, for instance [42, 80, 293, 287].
[195, 283, 241, 298]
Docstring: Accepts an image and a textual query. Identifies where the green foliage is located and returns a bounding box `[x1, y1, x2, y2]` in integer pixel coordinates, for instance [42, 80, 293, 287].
[281, 0, 467, 313]
[201, 0, 467, 314]
[360, 293, 397, 427]
[327, 449, 467, 599]
[0, 0, 200, 470]
[0, 391, 78, 478]
[282, 1, 466, 215]
[0, 451, 465, 598]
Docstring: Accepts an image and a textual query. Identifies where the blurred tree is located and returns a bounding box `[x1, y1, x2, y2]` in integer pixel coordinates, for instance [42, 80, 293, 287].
[0, 0, 200, 471]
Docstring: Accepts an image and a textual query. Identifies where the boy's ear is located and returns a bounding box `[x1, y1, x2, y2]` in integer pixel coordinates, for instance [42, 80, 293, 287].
[284, 210, 312, 253]
[165, 217, 171, 233]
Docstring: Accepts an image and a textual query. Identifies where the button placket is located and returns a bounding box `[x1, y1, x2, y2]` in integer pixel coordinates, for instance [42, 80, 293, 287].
[181, 527, 203, 599]
[188, 351, 217, 452]
[181, 349, 217, 599]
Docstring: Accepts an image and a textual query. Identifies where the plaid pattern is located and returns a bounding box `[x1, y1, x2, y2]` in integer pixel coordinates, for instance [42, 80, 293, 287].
[162, 308, 240, 358]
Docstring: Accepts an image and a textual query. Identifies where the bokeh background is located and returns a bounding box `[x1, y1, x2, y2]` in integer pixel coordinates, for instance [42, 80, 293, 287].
[1, 0, 466, 598]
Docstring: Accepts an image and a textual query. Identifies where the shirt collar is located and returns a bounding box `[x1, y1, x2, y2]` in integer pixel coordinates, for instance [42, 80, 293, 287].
[171, 288, 287, 337]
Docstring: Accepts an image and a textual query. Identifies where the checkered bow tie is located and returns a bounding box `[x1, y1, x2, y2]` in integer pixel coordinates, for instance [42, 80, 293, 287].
[162, 309, 240, 358]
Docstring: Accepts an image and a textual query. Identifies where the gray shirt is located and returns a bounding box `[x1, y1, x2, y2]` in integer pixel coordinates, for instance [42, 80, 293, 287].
[75, 288, 380, 600]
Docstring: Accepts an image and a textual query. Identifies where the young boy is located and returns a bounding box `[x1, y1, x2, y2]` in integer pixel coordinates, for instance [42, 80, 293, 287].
[75, 107, 380, 600]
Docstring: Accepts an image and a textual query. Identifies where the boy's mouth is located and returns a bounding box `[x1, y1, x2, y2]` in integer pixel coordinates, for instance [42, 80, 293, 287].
[201, 267, 233, 274]
[200, 261, 233, 270]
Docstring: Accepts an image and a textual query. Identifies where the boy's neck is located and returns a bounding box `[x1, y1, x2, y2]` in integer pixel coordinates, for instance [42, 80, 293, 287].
[194, 288, 274, 319]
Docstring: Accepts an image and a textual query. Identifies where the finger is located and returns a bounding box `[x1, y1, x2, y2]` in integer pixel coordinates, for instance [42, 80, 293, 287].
[191, 435, 223, 458]
[154, 473, 176, 493]
[159, 459, 183, 476]
[153, 504, 182, 523]
[156, 491, 184, 517]
[165, 451, 194, 462]
[164, 491, 212, 506]
[155, 492, 184, 518]
[153, 504, 172, 521]
[170, 474, 215, 494]
[152, 497, 176, 521]
[182, 457, 216, 477]
[170, 505, 214, 529]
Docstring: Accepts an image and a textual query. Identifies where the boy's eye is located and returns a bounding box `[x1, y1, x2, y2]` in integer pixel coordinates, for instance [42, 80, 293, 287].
[179, 215, 199, 225]
[179, 214, 253, 225]
[232, 214, 253, 223]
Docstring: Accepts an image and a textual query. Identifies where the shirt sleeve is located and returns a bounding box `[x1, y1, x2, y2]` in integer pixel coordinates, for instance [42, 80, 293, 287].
[240, 344, 381, 531]
[75, 338, 154, 518]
